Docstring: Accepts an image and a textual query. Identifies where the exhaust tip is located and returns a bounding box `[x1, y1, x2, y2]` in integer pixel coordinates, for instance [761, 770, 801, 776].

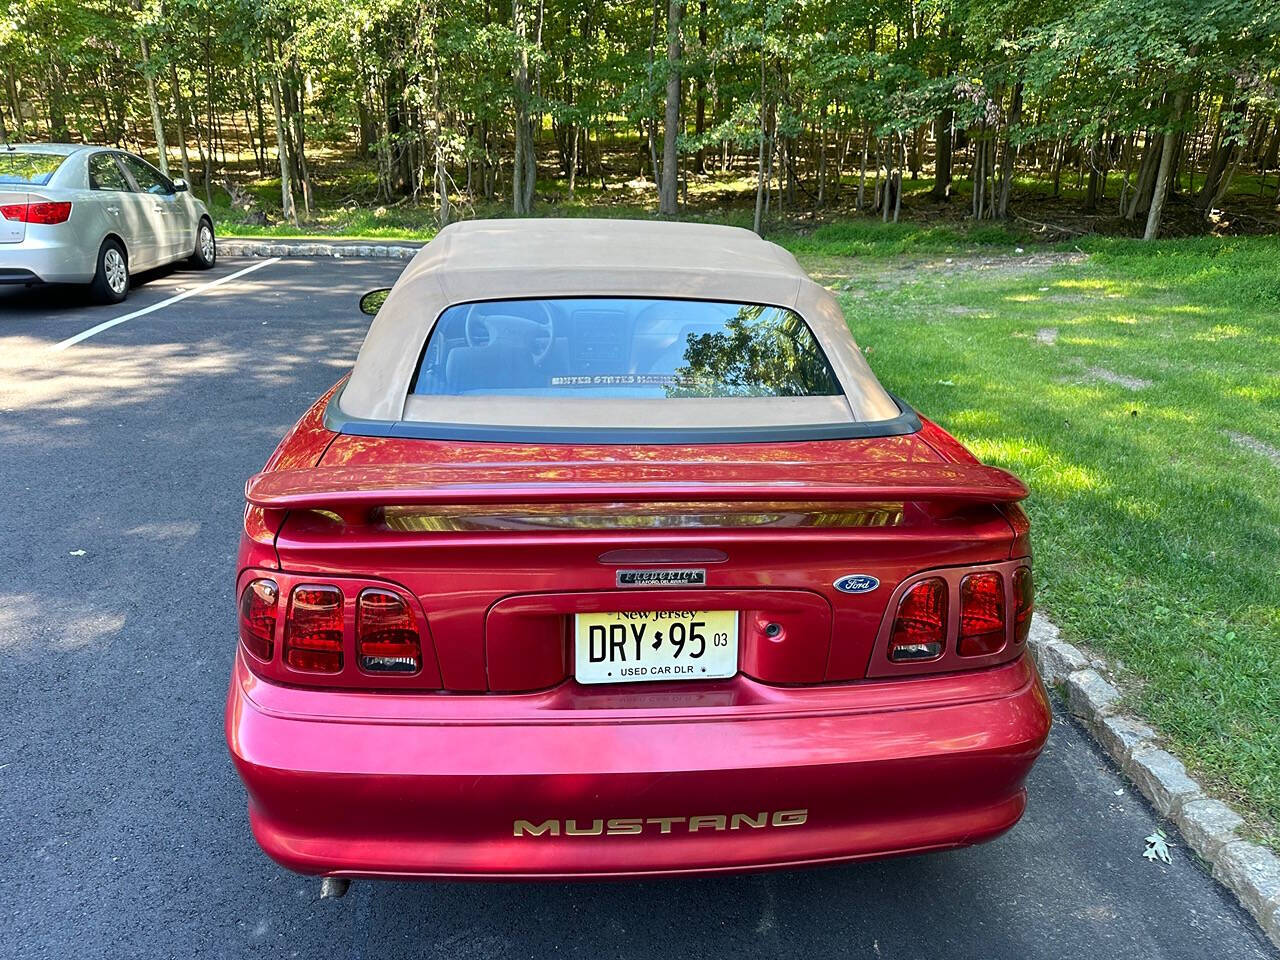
[320, 877, 351, 899]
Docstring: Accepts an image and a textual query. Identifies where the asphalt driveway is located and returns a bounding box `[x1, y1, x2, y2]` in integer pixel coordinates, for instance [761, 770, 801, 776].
[0, 257, 1275, 960]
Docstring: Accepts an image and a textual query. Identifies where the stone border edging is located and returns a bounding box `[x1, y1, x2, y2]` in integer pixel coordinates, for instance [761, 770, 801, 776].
[218, 240, 423, 260]
[1028, 614, 1280, 947]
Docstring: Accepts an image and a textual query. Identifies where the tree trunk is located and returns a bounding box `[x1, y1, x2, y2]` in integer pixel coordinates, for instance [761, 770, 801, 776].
[568, 125, 579, 197]
[269, 73, 298, 226]
[996, 83, 1022, 219]
[520, 0, 544, 213]
[857, 126, 870, 210]
[289, 70, 313, 217]
[137, 34, 169, 175]
[253, 67, 269, 177]
[512, 0, 531, 214]
[1051, 136, 1065, 197]
[1196, 99, 1243, 210]
[6, 68, 23, 136]
[893, 135, 904, 222]
[972, 136, 985, 218]
[659, 0, 683, 215]
[816, 103, 827, 206]
[1144, 91, 1186, 240]
[1262, 116, 1280, 172]
[929, 109, 953, 200]
[188, 100, 209, 192]
[1125, 133, 1160, 220]
[752, 59, 768, 235]
[48, 65, 69, 141]
[693, 0, 707, 174]
[169, 63, 192, 184]
[1084, 133, 1104, 211]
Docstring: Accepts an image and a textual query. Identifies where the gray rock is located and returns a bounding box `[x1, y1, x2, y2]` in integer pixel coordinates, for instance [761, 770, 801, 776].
[1065, 669, 1121, 719]
[1125, 746, 1202, 816]
[1033, 640, 1090, 684]
[1212, 840, 1280, 922]
[1094, 714, 1156, 762]
[1264, 898, 1280, 949]
[1027, 612, 1060, 645]
[1176, 798, 1244, 861]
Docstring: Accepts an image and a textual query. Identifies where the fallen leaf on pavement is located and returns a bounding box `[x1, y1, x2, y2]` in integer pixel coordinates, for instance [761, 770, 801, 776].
[1143, 829, 1172, 864]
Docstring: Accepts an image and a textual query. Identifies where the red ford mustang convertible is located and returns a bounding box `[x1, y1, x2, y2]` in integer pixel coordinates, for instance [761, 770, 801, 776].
[226, 219, 1051, 882]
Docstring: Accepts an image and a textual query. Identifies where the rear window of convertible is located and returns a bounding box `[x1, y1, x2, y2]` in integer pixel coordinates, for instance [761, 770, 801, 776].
[0, 151, 67, 186]
[409, 298, 841, 399]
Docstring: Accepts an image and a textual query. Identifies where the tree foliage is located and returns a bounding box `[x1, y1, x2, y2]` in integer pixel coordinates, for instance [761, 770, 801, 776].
[3, 0, 1278, 235]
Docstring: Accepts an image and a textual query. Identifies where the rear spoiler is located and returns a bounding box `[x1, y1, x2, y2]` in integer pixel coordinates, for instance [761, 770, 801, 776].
[246, 462, 1027, 518]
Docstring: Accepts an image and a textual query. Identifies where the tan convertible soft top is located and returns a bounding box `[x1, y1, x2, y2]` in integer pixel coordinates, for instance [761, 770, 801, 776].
[340, 218, 901, 431]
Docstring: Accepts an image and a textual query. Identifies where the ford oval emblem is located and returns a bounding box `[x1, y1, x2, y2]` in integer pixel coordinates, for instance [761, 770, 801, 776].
[833, 575, 880, 594]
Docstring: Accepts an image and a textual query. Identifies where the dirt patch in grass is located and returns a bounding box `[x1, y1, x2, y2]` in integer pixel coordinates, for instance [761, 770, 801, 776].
[806, 250, 1089, 292]
[1083, 366, 1153, 390]
[1226, 431, 1280, 467]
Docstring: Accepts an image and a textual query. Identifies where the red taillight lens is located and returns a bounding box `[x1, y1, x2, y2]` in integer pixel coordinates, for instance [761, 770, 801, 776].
[284, 585, 344, 672]
[0, 201, 72, 224]
[959, 572, 1006, 656]
[356, 589, 421, 673]
[889, 577, 948, 662]
[238, 578, 278, 661]
[1013, 567, 1033, 645]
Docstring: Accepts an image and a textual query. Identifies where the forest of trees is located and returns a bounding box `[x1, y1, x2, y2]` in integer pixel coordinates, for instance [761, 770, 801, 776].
[3, 0, 1279, 239]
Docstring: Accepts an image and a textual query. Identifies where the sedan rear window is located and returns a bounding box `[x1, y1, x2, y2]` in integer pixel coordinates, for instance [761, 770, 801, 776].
[0, 151, 67, 186]
[410, 298, 841, 399]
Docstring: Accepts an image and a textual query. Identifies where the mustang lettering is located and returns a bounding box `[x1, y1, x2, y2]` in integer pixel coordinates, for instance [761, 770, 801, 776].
[514, 811, 810, 837]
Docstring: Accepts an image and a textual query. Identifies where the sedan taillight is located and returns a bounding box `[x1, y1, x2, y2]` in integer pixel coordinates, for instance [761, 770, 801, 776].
[238, 578, 278, 661]
[284, 585, 344, 672]
[873, 561, 1032, 676]
[888, 577, 948, 662]
[356, 589, 422, 673]
[0, 201, 72, 224]
[1013, 567, 1034, 645]
[236, 572, 438, 688]
[958, 572, 1006, 656]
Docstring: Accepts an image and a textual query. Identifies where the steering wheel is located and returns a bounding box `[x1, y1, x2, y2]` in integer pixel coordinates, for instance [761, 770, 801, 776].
[464, 301, 556, 363]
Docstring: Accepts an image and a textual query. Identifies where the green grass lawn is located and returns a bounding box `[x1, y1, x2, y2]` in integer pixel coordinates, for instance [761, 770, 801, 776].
[794, 235, 1279, 843]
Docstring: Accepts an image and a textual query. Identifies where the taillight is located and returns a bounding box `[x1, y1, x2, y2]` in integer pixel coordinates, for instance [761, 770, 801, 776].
[238, 578, 278, 661]
[959, 572, 1006, 656]
[356, 589, 421, 673]
[0, 201, 72, 224]
[1013, 567, 1033, 645]
[284, 585, 344, 672]
[889, 578, 947, 662]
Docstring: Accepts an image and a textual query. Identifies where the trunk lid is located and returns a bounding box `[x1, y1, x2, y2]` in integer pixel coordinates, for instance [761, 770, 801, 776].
[258, 437, 1025, 691]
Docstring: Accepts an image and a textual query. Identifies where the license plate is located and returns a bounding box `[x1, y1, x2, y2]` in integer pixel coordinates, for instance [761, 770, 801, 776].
[574, 610, 738, 685]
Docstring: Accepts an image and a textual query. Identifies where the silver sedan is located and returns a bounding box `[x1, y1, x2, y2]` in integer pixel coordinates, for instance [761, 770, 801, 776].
[1, 143, 216, 303]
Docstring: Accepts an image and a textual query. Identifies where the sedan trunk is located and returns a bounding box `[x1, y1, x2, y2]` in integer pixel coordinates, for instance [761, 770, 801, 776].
[253, 436, 1025, 692]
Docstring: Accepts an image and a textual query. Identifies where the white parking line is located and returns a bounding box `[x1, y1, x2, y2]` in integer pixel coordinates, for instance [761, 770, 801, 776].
[50, 257, 282, 351]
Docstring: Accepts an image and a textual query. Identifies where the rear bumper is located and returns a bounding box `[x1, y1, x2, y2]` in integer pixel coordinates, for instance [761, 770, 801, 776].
[0, 234, 95, 284]
[226, 652, 1052, 879]
[0, 268, 42, 285]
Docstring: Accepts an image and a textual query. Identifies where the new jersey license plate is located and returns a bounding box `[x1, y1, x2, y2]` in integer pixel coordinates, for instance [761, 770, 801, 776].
[574, 610, 739, 685]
